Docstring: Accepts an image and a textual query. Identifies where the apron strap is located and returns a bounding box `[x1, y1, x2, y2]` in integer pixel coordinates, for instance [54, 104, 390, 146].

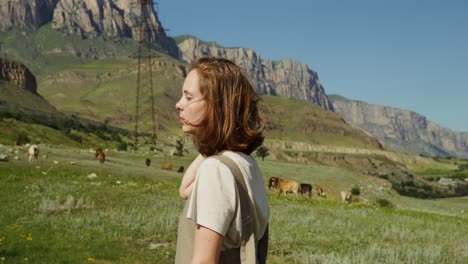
[212, 155, 257, 264]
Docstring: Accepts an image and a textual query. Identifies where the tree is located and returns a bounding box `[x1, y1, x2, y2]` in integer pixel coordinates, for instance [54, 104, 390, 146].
[175, 138, 184, 157]
[256, 146, 269, 161]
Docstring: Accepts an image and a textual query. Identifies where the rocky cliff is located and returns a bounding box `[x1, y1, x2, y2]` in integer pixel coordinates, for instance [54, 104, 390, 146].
[52, 0, 178, 58]
[0, 58, 37, 94]
[0, 0, 59, 30]
[332, 98, 468, 158]
[177, 36, 333, 111]
[0, 0, 179, 58]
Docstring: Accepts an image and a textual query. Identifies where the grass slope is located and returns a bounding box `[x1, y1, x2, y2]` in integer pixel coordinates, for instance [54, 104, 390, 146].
[0, 80, 60, 117]
[0, 143, 467, 263]
[2, 23, 384, 150]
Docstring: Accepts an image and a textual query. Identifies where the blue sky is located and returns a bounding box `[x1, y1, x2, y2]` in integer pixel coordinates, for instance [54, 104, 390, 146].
[157, 0, 468, 132]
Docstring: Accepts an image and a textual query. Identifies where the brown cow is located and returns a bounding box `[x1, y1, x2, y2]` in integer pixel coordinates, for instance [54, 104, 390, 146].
[316, 186, 324, 197]
[162, 162, 172, 170]
[95, 148, 105, 165]
[300, 183, 312, 198]
[276, 178, 301, 197]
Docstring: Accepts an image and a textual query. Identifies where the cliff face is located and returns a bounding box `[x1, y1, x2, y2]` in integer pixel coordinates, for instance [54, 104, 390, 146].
[333, 100, 468, 158]
[0, 0, 59, 30]
[0, 0, 179, 58]
[0, 58, 37, 94]
[52, 0, 179, 58]
[177, 37, 333, 111]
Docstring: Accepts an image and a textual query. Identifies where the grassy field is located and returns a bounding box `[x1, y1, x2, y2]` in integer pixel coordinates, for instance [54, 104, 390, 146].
[1, 144, 467, 264]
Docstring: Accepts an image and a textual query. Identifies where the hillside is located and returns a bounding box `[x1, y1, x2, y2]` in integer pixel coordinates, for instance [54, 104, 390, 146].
[0, 24, 380, 150]
[0, 79, 56, 113]
[1, 0, 467, 200]
[0, 59, 61, 117]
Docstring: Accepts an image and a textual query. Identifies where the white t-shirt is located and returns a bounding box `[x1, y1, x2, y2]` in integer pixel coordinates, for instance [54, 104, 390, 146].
[186, 150, 270, 249]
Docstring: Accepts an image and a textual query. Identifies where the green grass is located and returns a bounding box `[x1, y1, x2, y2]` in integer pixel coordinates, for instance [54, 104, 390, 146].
[1, 143, 467, 264]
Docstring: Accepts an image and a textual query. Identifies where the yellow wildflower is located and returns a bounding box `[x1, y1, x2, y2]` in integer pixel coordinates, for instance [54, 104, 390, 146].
[26, 234, 32, 241]
[87, 257, 95, 262]
[24, 257, 29, 262]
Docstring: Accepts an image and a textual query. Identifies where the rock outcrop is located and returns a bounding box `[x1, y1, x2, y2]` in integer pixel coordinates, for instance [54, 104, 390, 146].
[52, 0, 179, 58]
[0, 58, 37, 94]
[177, 36, 333, 111]
[0, 0, 59, 30]
[333, 99, 468, 158]
[0, 0, 179, 58]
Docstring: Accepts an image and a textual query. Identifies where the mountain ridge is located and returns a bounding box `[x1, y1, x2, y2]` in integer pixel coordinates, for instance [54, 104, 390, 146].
[177, 35, 334, 111]
[331, 95, 468, 158]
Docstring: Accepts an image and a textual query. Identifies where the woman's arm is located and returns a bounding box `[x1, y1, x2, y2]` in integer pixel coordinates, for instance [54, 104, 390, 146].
[191, 225, 224, 264]
[179, 154, 206, 199]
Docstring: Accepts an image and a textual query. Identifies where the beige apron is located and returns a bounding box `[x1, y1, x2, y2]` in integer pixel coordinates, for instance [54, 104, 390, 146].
[175, 155, 268, 264]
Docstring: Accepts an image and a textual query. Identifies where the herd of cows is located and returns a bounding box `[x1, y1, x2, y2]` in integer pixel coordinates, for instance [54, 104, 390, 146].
[268, 176, 354, 203]
[22, 145, 355, 203]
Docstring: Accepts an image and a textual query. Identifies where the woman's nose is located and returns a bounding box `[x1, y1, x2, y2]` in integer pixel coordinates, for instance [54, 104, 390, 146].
[175, 100, 183, 111]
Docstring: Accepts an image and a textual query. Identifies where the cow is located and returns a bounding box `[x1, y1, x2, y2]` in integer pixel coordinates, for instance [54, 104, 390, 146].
[177, 166, 184, 173]
[316, 186, 324, 197]
[276, 178, 301, 197]
[162, 162, 172, 170]
[340, 191, 353, 203]
[145, 158, 151, 167]
[95, 148, 105, 165]
[268, 177, 281, 190]
[28, 144, 39, 162]
[300, 183, 312, 198]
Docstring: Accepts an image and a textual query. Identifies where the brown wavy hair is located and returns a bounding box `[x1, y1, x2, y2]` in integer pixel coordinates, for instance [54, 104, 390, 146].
[189, 57, 264, 156]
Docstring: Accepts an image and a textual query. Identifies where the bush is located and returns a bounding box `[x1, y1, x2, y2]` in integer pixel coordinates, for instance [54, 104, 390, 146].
[374, 199, 395, 208]
[65, 132, 82, 143]
[95, 130, 110, 140]
[15, 131, 30, 145]
[351, 186, 361, 196]
[117, 141, 128, 151]
[256, 146, 270, 161]
[175, 138, 184, 157]
[111, 132, 122, 142]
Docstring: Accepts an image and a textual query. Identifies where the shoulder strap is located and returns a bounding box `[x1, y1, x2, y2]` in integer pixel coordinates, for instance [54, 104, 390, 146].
[212, 154, 257, 264]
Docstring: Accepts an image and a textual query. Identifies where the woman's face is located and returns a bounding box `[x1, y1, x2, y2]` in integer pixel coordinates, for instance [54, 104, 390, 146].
[175, 70, 207, 134]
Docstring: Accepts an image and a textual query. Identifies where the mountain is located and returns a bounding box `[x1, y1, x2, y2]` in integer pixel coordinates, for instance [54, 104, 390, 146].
[0, 0, 179, 58]
[176, 35, 334, 111]
[331, 96, 468, 158]
[0, 0, 59, 30]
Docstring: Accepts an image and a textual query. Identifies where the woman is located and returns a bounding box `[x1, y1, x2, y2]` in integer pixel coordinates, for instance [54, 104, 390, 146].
[175, 57, 270, 263]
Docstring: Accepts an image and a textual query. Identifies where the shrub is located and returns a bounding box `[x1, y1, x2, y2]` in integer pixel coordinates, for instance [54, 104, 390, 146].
[117, 141, 128, 151]
[374, 198, 395, 208]
[256, 146, 270, 161]
[351, 186, 361, 196]
[175, 138, 184, 157]
[111, 132, 122, 142]
[65, 133, 82, 143]
[15, 131, 30, 145]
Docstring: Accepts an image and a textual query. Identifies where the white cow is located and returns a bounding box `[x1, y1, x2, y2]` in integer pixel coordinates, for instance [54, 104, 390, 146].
[340, 190, 352, 203]
[28, 144, 39, 162]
